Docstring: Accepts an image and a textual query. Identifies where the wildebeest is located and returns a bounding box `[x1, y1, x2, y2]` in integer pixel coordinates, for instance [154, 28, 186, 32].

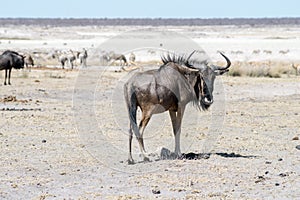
[124, 51, 231, 164]
[77, 48, 88, 67]
[0, 50, 25, 85]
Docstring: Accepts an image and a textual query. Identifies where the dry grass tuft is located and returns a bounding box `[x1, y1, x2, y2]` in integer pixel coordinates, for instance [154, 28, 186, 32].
[227, 61, 296, 78]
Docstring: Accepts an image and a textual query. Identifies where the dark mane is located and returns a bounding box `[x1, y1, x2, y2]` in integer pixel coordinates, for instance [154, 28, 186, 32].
[2, 50, 21, 56]
[161, 53, 207, 68]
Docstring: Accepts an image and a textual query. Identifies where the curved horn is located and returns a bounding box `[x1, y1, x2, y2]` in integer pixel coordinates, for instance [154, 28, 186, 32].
[186, 50, 196, 61]
[214, 52, 231, 71]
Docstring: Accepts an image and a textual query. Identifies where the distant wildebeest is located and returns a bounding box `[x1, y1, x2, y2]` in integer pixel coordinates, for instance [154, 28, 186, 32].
[77, 48, 88, 67]
[231, 50, 243, 54]
[252, 49, 260, 54]
[103, 51, 127, 66]
[124, 51, 231, 164]
[279, 50, 290, 55]
[292, 63, 300, 75]
[263, 50, 272, 54]
[24, 54, 34, 71]
[0, 50, 25, 85]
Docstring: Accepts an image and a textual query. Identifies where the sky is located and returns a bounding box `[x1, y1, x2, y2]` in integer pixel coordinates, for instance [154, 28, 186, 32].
[1, 0, 299, 19]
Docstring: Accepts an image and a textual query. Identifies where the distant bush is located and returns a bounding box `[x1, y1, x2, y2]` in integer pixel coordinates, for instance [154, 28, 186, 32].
[227, 61, 296, 78]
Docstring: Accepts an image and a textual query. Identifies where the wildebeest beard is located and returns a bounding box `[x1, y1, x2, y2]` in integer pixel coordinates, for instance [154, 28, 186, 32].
[193, 75, 212, 111]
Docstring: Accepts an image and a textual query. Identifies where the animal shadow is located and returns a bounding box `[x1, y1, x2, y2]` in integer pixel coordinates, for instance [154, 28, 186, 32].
[160, 148, 258, 160]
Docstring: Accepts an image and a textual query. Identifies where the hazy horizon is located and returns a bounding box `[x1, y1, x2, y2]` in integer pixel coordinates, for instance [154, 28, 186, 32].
[1, 0, 299, 19]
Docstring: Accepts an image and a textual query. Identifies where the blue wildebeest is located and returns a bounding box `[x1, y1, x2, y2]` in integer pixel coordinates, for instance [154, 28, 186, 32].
[0, 50, 25, 85]
[124, 51, 231, 164]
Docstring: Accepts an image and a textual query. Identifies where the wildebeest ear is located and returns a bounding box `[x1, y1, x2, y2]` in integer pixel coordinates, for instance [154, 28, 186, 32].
[177, 64, 199, 74]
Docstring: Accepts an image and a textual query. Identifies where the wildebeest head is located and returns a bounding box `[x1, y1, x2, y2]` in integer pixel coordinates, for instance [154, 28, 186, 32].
[162, 51, 231, 110]
[187, 51, 231, 109]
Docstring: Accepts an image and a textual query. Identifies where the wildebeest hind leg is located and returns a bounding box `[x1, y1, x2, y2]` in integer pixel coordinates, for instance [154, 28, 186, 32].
[139, 113, 151, 153]
[128, 126, 134, 164]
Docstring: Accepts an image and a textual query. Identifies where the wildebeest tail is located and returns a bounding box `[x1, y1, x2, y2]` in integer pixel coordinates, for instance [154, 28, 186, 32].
[124, 82, 141, 139]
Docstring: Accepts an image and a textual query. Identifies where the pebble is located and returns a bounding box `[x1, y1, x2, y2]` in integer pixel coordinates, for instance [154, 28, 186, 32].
[42, 139, 47, 143]
[152, 188, 161, 194]
[292, 136, 299, 140]
[296, 145, 300, 150]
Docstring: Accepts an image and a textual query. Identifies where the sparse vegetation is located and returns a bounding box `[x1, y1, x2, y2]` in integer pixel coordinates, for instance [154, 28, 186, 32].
[227, 61, 295, 78]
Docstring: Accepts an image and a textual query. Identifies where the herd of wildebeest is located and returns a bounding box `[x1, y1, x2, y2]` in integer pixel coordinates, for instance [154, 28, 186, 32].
[0, 47, 299, 164]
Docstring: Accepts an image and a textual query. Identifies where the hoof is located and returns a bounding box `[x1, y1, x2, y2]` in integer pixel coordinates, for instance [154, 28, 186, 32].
[128, 159, 135, 165]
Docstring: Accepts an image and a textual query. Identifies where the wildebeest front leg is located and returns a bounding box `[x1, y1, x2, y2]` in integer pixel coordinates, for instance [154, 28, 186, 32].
[4, 69, 8, 85]
[8, 69, 12, 85]
[169, 106, 185, 158]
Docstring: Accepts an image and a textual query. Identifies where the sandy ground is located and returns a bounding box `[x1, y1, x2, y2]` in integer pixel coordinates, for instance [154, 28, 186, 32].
[0, 25, 300, 199]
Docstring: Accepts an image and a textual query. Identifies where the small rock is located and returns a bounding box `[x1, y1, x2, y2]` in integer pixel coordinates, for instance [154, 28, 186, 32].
[278, 158, 283, 161]
[279, 173, 288, 177]
[265, 161, 272, 164]
[275, 183, 280, 186]
[292, 136, 299, 140]
[42, 139, 47, 143]
[296, 145, 300, 150]
[60, 172, 66, 175]
[255, 176, 265, 183]
[152, 188, 161, 194]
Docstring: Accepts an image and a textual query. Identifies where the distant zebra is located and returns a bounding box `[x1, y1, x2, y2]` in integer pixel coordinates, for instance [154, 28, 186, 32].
[77, 48, 88, 67]
[292, 63, 300, 75]
[129, 52, 136, 64]
[52, 51, 68, 69]
[53, 50, 76, 69]
[24, 54, 34, 71]
[67, 50, 76, 69]
[103, 51, 127, 66]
